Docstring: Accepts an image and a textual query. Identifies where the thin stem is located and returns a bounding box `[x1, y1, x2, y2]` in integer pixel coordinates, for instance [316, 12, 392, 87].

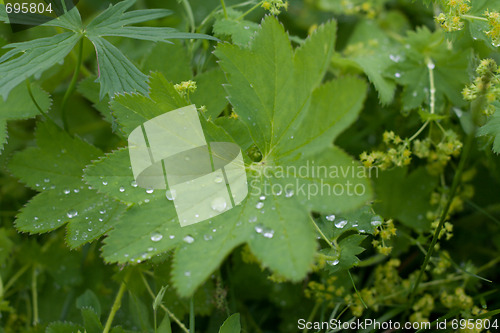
[103, 271, 131, 333]
[426, 57, 436, 114]
[31, 266, 39, 325]
[61, 37, 84, 131]
[220, 0, 228, 19]
[26, 80, 46, 116]
[409, 120, 429, 141]
[461, 14, 488, 22]
[181, 0, 196, 33]
[348, 270, 367, 309]
[140, 273, 189, 333]
[236, 1, 263, 20]
[189, 296, 195, 333]
[303, 302, 321, 333]
[406, 132, 475, 310]
[309, 216, 333, 248]
[3, 264, 30, 294]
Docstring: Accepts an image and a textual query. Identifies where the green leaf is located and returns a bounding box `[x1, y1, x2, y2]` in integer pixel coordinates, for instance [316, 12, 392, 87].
[85, 0, 217, 98]
[84, 18, 372, 297]
[374, 167, 437, 232]
[76, 290, 102, 317]
[141, 41, 193, 83]
[9, 121, 126, 248]
[342, 19, 399, 105]
[81, 307, 103, 333]
[0, 32, 80, 99]
[219, 313, 241, 333]
[0, 83, 51, 152]
[46, 322, 84, 333]
[158, 313, 172, 333]
[213, 9, 259, 47]
[77, 76, 115, 125]
[477, 103, 500, 153]
[387, 27, 471, 110]
[323, 234, 367, 273]
[191, 69, 228, 119]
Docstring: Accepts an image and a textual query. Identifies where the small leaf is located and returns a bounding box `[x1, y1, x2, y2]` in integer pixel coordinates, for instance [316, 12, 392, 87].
[76, 290, 102, 317]
[477, 102, 500, 154]
[219, 313, 241, 333]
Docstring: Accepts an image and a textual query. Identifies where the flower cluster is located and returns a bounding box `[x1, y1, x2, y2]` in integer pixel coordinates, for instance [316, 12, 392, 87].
[261, 0, 288, 15]
[360, 131, 411, 170]
[371, 219, 397, 255]
[485, 10, 500, 47]
[305, 276, 345, 308]
[435, 0, 471, 32]
[413, 130, 463, 175]
[174, 80, 197, 97]
[440, 287, 473, 310]
[463, 58, 500, 116]
[410, 294, 434, 323]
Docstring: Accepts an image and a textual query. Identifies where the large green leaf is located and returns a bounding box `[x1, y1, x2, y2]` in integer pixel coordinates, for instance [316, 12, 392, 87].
[83, 17, 372, 297]
[9, 121, 126, 248]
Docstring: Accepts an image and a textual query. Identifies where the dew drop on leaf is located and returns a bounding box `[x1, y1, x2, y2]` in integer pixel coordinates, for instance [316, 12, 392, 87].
[130, 180, 138, 187]
[214, 175, 223, 183]
[166, 189, 176, 200]
[150, 232, 163, 242]
[119, 186, 125, 192]
[210, 197, 227, 212]
[335, 220, 347, 228]
[146, 188, 154, 194]
[67, 210, 78, 219]
[183, 235, 195, 244]
[326, 214, 335, 221]
[285, 188, 294, 198]
[256, 202, 264, 209]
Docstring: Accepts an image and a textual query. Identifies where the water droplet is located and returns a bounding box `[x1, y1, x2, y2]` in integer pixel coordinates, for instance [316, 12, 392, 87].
[185, 156, 191, 161]
[285, 188, 294, 198]
[130, 180, 138, 187]
[146, 188, 154, 194]
[183, 235, 194, 244]
[326, 214, 335, 221]
[102, 181, 108, 186]
[389, 54, 401, 62]
[214, 175, 223, 183]
[67, 210, 78, 219]
[44, 178, 50, 183]
[394, 72, 401, 78]
[256, 202, 264, 209]
[244, 25, 250, 30]
[249, 216, 257, 223]
[210, 197, 227, 212]
[119, 186, 125, 192]
[63, 188, 71, 194]
[370, 218, 382, 226]
[150, 232, 163, 242]
[169, 235, 175, 239]
[166, 189, 176, 200]
[255, 225, 264, 233]
[147, 247, 154, 252]
[263, 230, 274, 238]
[259, 195, 266, 201]
[329, 259, 339, 266]
[412, 91, 418, 97]
[73, 189, 79, 193]
[335, 220, 348, 228]
[427, 62, 435, 70]
[99, 209, 106, 214]
[204, 234, 212, 241]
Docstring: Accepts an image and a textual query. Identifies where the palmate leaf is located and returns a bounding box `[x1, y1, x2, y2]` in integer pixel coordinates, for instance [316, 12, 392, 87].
[387, 27, 471, 111]
[83, 17, 372, 297]
[0, 83, 51, 152]
[8, 121, 126, 248]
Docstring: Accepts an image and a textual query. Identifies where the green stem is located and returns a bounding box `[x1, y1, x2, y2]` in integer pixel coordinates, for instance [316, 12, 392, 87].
[303, 302, 321, 333]
[406, 131, 474, 311]
[461, 14, 488, 22]
[103, 271, 131, 333]
[3, 264, 30, 294]
[26, 80, 46, 116]
[426, 57, 436, 114]
[348, 270, 367, 309]
[408, 120, 429, 141]
[140, 273, 189, 333]
[61, 36, 84, 131]
[181, 0, 196, 33]
[236, 1, 263, 20]
[32, 266, 39, 325]
[189, 296, 195, 333]
[309, 215, 335, 249]
[220, 0, 228, 19]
